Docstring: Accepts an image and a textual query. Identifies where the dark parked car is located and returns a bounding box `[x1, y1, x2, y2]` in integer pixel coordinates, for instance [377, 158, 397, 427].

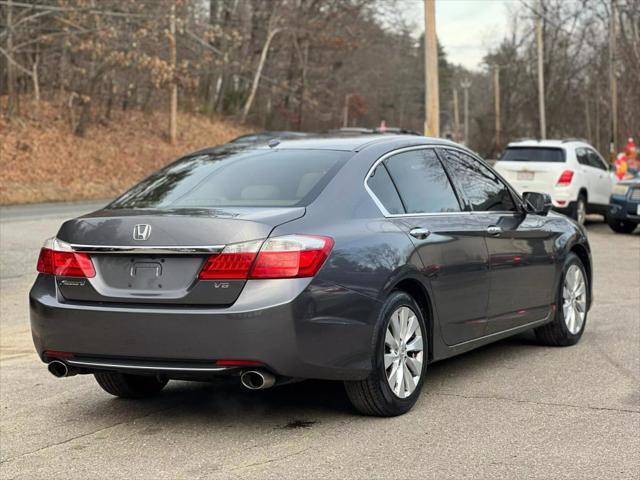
[607, 178, 640, 233]
[30, 135, 592, 416]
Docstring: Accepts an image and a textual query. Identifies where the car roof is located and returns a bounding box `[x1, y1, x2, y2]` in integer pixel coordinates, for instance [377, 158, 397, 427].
[506, 139, 591, 149]
[187, 134, 468, 160]
[259, 134, 457, 152]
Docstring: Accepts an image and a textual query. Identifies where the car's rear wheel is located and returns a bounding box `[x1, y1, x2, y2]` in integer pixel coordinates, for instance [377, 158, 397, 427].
[607, 217, 637, 234]
[535, 252, 588, 346]
[344, 291, 427, 416]
[95, 372, 168, 398]
[571, 194, 587, 225]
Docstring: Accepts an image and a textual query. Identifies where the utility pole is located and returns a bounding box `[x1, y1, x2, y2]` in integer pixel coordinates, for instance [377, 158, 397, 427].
[424, 0, 439, 137]
[453, 88, 460, 143]
[342, 93, 352, 128]
[168, 4, 178, 145]
[494, 67, 501, 154]
[461, 78, 471, 145]
[536, 0, 547, 139]
[609, 0, 618, 159]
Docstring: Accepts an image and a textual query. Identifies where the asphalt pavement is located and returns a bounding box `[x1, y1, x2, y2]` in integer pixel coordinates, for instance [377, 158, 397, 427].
[0, 202, 638, 479]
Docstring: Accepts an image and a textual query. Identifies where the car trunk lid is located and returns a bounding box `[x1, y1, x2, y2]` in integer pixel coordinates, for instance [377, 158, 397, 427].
[54, 207, 304, 306]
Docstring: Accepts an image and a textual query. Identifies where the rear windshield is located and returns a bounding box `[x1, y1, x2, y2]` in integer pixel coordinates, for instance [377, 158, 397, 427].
[109, 147, 350, 209]
[501, 147, 565, 163]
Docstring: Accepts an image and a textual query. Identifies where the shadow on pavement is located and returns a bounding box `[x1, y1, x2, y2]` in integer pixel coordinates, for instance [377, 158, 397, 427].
[70, 330, 547, 426]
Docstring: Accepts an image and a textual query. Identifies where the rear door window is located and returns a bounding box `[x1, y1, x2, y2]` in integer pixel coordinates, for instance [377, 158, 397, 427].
[576, 148, 591, 167]
[443, 150, 518, 212]
[587, 149, 607, 171]
[367, 164, 405, 214]
[383, 149, 461, 214]
[109, 148, 351, 209]
[501, 147, 565, 163]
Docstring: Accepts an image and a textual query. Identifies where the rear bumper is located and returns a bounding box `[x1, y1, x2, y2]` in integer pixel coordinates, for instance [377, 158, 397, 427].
[549, 188, 575, 209]
[608, 195, 640, 223]
[508, 182, 575, 210]
[552, 202, 575, 217]
[30, 275, 380, 381]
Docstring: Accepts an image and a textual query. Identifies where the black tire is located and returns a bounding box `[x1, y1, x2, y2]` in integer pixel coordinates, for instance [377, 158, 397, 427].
[94, 372, 168, 399]
[344, 291, 428, 417]
[607, 217, 637, 234]
[535, 252, 589, 346]
[571, 194, 587, 225]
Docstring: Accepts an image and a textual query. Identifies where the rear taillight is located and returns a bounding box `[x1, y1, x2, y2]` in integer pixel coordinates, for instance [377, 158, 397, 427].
[36, 239, 95, 278]
[250, 235, 333, 278]
[198, 235, 333, 280]
[557, 170, 574, 186]
[198, 240, 262, 280]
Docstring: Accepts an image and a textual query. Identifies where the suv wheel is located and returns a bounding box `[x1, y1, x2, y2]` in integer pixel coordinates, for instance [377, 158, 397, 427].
[344, 291, 427, 416]
[572, 194, 587, 225]
[607, 217, 637, 234]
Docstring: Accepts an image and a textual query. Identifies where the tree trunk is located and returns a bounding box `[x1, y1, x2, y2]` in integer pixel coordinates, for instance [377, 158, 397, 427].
[295, 41, 308, 130]
[168, 4, 178, 144]
[32, 51, 40, 103]
[75, 95, 92, 137]
[240, 28, 281, 124]
[6, 0, 16, 116]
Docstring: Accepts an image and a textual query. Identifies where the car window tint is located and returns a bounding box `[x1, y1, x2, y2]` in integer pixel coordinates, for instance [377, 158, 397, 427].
[501, 147, 565, 162]
[109, 147, 351, 209]
[383, 149, 460, 214]
[444, 150, 518, 212]
[367, 164, 405, 214]
[576, 148, 591, 166]
[587, 149, 607, 170]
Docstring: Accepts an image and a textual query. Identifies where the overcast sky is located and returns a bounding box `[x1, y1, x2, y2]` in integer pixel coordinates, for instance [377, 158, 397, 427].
[399, 0, 512, 70]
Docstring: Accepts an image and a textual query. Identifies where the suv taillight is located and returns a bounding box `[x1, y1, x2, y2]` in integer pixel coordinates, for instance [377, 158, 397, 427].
[36, 239, 96, 278]
[198, 235, 333, 280]
[557, 170, 574, 186]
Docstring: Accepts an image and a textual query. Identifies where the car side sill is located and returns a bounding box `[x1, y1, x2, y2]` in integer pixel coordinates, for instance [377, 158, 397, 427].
[433, 315, 552, 362]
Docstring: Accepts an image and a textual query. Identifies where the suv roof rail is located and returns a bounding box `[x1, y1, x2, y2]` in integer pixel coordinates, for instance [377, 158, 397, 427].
[511, 137, 537, 143]
[561, 137, 589, 143]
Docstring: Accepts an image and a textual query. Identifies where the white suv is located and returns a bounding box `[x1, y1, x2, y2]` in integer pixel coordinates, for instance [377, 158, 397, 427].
[494, 139, 615, 224]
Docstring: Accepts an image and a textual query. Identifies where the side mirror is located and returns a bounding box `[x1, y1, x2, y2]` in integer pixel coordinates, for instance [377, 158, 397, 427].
[523, 191, 552, 216]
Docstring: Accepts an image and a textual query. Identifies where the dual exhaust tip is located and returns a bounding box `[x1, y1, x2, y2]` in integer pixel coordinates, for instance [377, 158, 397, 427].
[240, 370, 276, 390]
[48, 361, 276, 389]
[47, 360, 76, 378]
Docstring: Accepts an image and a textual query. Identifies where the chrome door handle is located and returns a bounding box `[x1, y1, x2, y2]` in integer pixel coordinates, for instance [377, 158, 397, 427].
[409, 227, 431, 240]
[487, 226, 502, 236]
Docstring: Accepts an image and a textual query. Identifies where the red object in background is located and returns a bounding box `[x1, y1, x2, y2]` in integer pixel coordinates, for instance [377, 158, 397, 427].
[615, 153, 628, 180]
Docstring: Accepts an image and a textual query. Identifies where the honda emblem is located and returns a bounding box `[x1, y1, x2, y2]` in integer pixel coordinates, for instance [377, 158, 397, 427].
[133, 224, 152, 241]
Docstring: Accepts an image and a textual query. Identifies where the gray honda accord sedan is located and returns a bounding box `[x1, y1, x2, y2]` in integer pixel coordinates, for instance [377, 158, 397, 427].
[30, 135, 592, 416]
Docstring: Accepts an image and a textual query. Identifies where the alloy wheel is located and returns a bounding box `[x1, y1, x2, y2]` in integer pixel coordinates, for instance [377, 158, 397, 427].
[384, 306, 424, 398]
[562, 264, 587, 334]
[577, 199, 586, 225]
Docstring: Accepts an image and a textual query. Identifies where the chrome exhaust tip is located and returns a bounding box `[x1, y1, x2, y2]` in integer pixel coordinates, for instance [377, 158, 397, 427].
[47, 360, 69, 378]
[240, 370, 276, 390]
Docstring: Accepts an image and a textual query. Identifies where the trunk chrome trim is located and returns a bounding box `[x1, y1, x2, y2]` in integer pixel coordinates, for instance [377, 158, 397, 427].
[68, 244, 225, 254]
